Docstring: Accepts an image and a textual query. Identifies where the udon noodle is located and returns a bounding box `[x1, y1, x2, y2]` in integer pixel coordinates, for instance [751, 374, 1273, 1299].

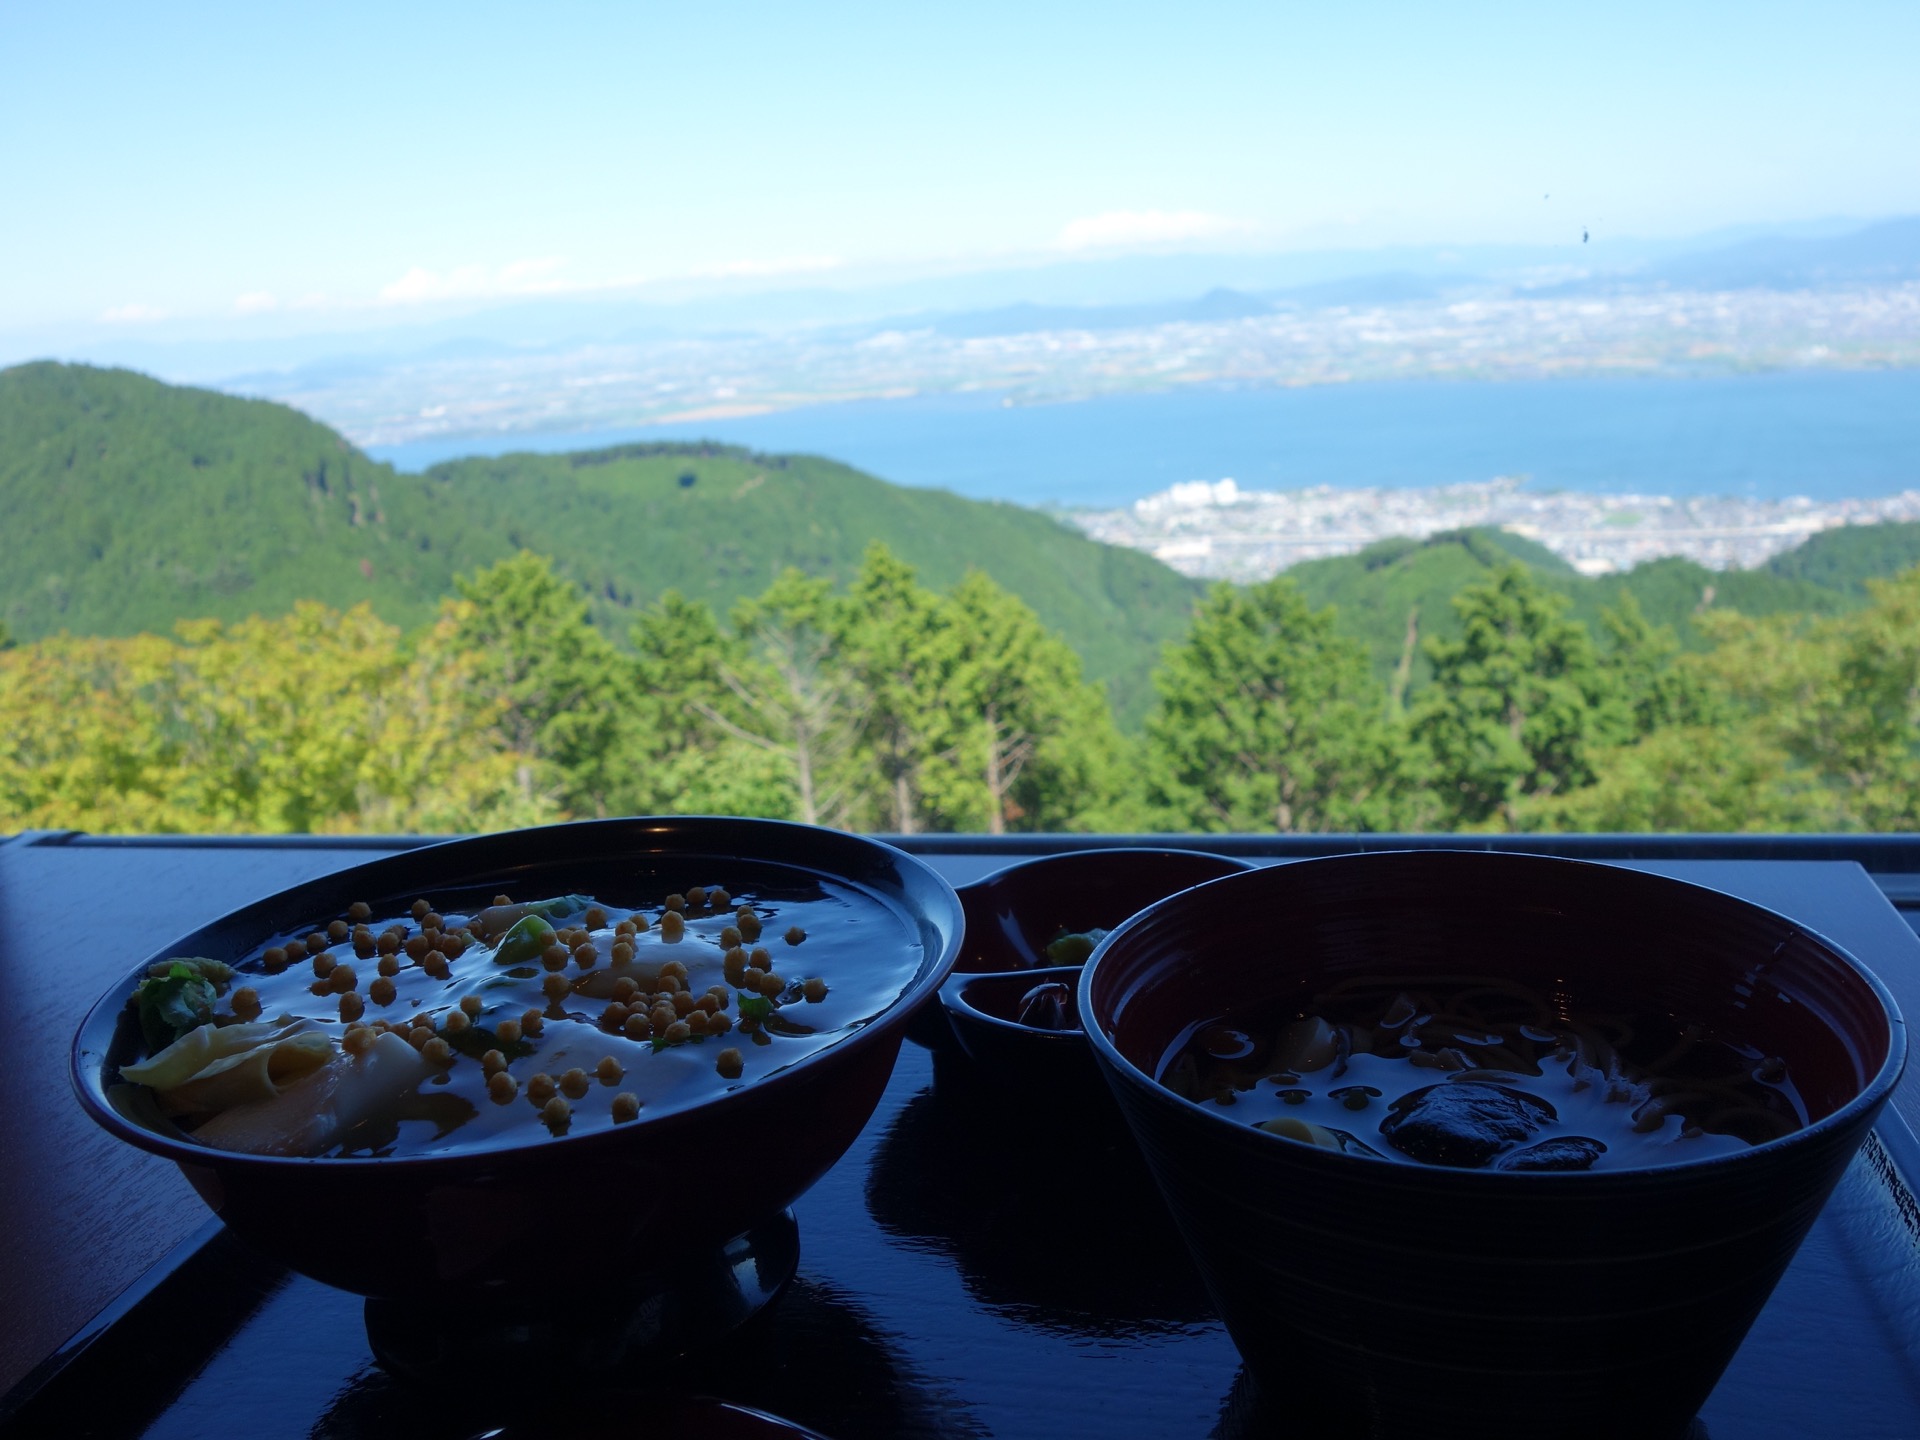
[116, 880, 923, 1160]
[1161, 974, 1808, 1171]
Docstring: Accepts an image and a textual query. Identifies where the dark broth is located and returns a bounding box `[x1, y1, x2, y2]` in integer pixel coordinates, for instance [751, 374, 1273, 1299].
[1159, 975, 1809, 1172]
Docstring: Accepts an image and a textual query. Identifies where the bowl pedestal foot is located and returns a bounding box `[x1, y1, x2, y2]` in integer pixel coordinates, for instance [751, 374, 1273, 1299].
[364, 1208, 800, 1384]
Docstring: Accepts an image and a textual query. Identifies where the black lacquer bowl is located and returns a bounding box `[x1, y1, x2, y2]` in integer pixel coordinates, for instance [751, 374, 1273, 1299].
[1081, 851, 1907, 1440]
[71, 818, 963, 1307]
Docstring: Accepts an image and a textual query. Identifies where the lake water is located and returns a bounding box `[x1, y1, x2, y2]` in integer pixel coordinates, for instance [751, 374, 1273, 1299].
[366, 370, 1920, 508]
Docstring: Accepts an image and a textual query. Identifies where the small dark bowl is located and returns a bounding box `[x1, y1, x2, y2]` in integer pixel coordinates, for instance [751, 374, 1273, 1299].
[955, 846, 1254, 974]
[1082, 851, 1907, 1440]
[939, 965, 1104, 1095]
[910, 847, 1252, 1049]
[71, 817, 962, 1305]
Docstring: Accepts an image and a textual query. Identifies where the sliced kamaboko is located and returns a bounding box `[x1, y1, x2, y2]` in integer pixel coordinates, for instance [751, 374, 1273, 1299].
[121, 1017, 326, 1098]
[191, 1031, 437, 1156]
[163, 1030, 335, 1117]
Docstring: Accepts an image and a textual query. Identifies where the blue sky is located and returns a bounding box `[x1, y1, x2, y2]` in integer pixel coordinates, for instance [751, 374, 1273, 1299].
[3, 1, 1917, 335]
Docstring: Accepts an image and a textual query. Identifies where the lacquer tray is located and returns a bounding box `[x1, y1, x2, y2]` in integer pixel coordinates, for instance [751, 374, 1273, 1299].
[5, 845, 1920, 1438]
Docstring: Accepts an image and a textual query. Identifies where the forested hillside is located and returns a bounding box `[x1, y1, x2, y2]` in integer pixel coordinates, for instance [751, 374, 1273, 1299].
[422, 444, 1199, 722]
[9, 546, 1920, 837]
[0, 363, 1200, 722]
[0, 361, 466, 634]
[1288, 527, 1875, 691]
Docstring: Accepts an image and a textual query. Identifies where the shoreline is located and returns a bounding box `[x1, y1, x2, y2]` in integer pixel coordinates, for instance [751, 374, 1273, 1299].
[357, 371, 1920, 516]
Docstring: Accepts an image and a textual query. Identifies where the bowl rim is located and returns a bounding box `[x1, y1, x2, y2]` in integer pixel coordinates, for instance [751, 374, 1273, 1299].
[957, 844, 1255, 896]
[950, 846, 1255, 982]
[1080, 848, 1910, 1183]
[70, 815, 964, 1172]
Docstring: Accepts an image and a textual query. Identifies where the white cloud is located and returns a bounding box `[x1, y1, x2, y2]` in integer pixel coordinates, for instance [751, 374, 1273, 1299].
[99, 302, 169, 324]
[1056, 210, 1254, 252]
[686, 255, 842, 280]
[377, 256, 569, 305]
[368, 253, 840, 309]
[234, 291, 279, 314]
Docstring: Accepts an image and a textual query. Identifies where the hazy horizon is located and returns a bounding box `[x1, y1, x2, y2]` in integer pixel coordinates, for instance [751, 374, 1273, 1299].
[7, 2, 1918, 339]
[6, 211, 1913, 385]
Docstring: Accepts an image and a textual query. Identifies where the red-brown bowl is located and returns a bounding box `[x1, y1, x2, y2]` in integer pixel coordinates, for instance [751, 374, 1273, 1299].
[911, 847, 1252, 1049]
[954, 847, 1253, 975]
[71, 817, 962, 1304]
[939, 965, 1104, 1095]
[1081, 851, 1907, 1440]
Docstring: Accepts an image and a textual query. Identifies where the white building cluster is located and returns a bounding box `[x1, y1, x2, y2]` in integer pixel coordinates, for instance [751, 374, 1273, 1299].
[1068, 477, 1920, 581]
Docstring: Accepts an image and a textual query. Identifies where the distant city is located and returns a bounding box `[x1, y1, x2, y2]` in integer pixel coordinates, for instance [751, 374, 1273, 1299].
[244, 281, 1920, 451]
[1067, 477, 1920, 580]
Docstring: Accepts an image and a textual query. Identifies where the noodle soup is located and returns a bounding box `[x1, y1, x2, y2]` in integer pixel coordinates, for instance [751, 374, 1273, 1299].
[119, 877, 924, 1159]
[1082, 851, 1904, 1438]
[1160, 974, 1809, 1171]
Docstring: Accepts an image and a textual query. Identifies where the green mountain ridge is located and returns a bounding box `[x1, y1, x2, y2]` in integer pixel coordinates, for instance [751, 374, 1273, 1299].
[1, 361, 465, 634]
[1288, 524, 1887, 689]
[420, 440, 1202, 722]
[0, 362, 1204, 723]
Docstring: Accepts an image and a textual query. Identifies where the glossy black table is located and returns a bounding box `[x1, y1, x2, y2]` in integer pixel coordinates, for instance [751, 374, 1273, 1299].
[5, 833, 1919, 1439]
